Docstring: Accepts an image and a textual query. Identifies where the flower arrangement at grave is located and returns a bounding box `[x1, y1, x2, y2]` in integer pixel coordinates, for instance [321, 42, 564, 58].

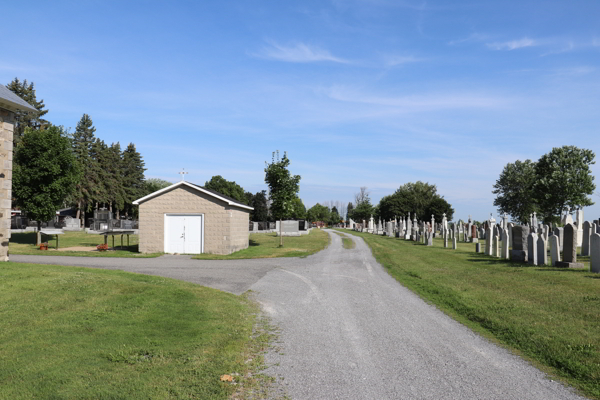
[96, 243, 109, 251]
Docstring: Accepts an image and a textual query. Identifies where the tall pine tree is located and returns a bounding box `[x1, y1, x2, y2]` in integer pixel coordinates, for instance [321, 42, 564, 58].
[6, 78, 49, 144]
[71, 114, 101, 224]
[121, 143, 146, 217]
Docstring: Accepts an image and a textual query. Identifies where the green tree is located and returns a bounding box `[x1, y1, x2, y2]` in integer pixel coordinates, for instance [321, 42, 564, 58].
[143, 178, 173, 195]
[492, 160, 538, 224]
[204, 175, 248, 204]
[6, 78, 49, 144]
[329, 206, 341, 226]
[306, 203, 330, 223]
[290, 197, 306, 220]
[346, 202, 354, 221]
[13, 126, 80, 244]
[121, 143, 146, 218]
[70, 114, 101, 225]
[533, 146, 595, 223]
[248, 190, 269, 222]
[105, 142, 126, 218]
[349, 187, 374, 223]
[377, 181, 452, 221]
[265, 151, 301, 245]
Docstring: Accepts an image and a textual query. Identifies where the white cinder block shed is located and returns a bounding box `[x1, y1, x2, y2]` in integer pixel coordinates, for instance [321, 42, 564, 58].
[133, 181, 253, 255]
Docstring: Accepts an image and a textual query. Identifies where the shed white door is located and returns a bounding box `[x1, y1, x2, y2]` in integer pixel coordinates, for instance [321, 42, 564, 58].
[165, 214, 203, 254]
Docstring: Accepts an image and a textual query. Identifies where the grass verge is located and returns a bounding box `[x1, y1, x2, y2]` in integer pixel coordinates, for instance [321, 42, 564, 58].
[0, 262, 273, 400]
[339, 229, 600, 399]
[332, 231, 356, 249]
[193, 229, 330, 260]
[9, 231, 161, 258]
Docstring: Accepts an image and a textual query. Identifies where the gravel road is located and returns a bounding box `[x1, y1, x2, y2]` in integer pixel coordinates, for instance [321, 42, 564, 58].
[10, 253, 293, 295]
[12, 231, 588, 399]
[251, 230, 587, 400]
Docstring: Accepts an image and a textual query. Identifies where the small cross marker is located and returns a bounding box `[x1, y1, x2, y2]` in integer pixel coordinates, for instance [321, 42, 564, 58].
[179, 168, 189, 182]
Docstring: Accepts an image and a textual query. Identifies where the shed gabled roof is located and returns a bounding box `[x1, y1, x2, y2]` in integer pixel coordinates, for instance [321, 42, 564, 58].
[0, 84, 37, 113]
[132, 181, 253, 211]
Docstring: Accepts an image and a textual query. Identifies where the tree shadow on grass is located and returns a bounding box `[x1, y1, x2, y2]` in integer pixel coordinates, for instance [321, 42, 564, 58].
[249, 239, 259, 247]
[10, 232, 37, 245]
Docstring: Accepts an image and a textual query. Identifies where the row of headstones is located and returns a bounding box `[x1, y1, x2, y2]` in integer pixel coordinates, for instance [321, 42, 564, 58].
[479, 222, 600, 273]
[364, 216, 600, 273]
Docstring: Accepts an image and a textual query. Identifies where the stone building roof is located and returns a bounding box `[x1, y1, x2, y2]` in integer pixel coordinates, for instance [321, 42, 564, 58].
[132, 180, 253, 211]
[0, 84, 37, 112]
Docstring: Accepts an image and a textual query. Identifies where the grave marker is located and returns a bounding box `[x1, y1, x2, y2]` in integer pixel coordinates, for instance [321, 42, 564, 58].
[555, 223, 584, 268]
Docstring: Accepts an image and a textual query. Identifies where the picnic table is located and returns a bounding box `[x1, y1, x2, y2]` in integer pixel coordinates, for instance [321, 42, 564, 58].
[98, 230, 135, 249]
[40, 229, 64, 250]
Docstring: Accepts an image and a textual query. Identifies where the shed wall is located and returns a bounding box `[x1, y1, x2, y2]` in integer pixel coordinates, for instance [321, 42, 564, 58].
[138, 186, 250, 255]
[0, 109, 13, 261]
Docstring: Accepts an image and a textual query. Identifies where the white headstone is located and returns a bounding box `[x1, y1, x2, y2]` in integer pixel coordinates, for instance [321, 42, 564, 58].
[550, 235, 561, 266]
[501, 228, 510, 259]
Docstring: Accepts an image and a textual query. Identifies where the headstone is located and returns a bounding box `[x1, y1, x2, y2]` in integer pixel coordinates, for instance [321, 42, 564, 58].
[590, 233, 600, 273]
[582, 221, 591, 256]
[550, 235, 561, 266]
[427, 232, 433, 246]
[542, 224, 549, 242]
[555, 223, 584, 268]
[532, 212, 538, 229]
[502, 213, 509, 230]
[561, 207, 573, 225]
[537, 236, 548, 266]
[475, 243, 481, 253]
[485, 225, 493, 255]
[501, 228, 510, 259]
[452, 237, 457, 249]
[492, 235, 499, 257]
[553, 227, 564, 252]
[510, 225, 529, 262]
[528, 233, 538, 265]
[471, 225, 478, 243]
[576, 208, 584, 246]
[386, 221, 393, 237]
[368, 215, 374, 233]
[507, 222, 514, 248]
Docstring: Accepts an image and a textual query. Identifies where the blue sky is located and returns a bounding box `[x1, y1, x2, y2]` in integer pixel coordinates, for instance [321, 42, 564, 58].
[3, 0, 600, 222]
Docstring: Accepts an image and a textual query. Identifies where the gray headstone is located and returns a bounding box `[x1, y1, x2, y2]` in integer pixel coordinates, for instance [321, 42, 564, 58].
[563, 223, 577, 263]
[452, 237, 457, 249]
[492, 235, 499, 257]
[476, 243, 481, 253]
[582, 221, 591, 256]
[501, 228, 510, 259]
[427, 232, 433, 246]
[537, 236, 548, 266]
[485, 226, 492, 255]
[550, 235, 561, 266]
[590, 233, 600, 273]
[528, 233, 538, 265]
[510, 225, 529, 262]
[555, 223, 585, 268]
[553, 227, 564, 252]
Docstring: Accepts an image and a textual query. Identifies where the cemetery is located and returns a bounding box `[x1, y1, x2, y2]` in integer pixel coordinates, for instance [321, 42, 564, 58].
[347, 208, 600, 273]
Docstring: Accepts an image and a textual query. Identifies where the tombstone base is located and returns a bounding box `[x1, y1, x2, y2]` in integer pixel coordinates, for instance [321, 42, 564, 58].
[510, 250, 528, 262]
[554, 262, 585, 269]
[471, 238, 479, 243]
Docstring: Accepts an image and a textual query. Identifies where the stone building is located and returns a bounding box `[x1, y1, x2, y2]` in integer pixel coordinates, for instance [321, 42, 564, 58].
[133, 181, 253, 255]
[0, 84, 36, 261]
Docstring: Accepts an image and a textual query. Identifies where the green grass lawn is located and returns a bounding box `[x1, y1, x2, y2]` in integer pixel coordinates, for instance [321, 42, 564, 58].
[0, 263, 272, 399]
[340, 229, 600, 399]
[193, 228, 330, 260]
[9, 231, 161, 258]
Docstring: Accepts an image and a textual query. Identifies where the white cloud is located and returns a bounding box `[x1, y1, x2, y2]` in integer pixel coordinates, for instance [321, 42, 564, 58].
[323, 86, 511, 112]
[383, 55, 424, 67]
[486, 37, 537, 50]
[257, 41, 350, 64]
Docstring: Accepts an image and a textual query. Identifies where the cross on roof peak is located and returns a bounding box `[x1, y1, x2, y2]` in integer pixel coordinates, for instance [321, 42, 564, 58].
[179, 168, 189, 182]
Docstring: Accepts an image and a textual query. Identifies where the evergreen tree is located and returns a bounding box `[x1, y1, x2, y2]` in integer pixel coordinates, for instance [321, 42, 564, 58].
[70, 114, 101, 224]
[121, 143, 146, 217]
[90, 138, 110, 209]
[6, 78, 49, 144]
[105, 142, 126, 218]
[250, 190, 269, 222]
[347, 202, 354, 221]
